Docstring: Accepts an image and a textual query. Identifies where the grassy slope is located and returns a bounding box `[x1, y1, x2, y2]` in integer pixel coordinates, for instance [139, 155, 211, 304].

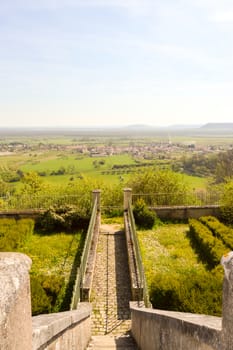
[138, 223, 223, 315]
[19, 231, 82, 281]
[138, 224, 206, 281]
[0, 146, 210, 189]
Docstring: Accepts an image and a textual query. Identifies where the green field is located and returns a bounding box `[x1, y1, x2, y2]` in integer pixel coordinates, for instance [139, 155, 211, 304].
[19, 231, 81, 280]
[0, 132, 231, 191]
[138, 223, 223, 315]
[0, 217, 84, 314]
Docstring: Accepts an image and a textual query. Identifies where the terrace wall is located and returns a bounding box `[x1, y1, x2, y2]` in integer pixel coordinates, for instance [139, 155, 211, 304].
[152, 205, 220, 220]
[0, 252, 92, 350]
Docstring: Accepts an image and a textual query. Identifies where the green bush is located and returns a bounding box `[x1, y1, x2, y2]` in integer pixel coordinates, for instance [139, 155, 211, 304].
[30, 274, 65, 315]
[220, 180, 233, 224]
[199, 216, 233, 250]
[30, 276, 52, 315]
[0, 218, 34, 251]
[150, 268, 223, 316]
[35, 205, 90, 232]
[133, 198, 156, 229]
[188, 218, 227, 269]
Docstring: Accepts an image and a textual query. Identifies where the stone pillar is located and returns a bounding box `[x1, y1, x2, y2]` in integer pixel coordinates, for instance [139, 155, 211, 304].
[124, 188, 132, 211]
[221, 251, 233, 350]
[92, 189, 101, 211]
[0, 252, 32, 350]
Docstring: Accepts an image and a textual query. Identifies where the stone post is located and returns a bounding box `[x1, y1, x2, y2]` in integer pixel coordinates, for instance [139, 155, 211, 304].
[221, 251, 233, 349]
[124, 188, 132, 211]
[92, 189, 101, 211]
[0, 252, 32, 350]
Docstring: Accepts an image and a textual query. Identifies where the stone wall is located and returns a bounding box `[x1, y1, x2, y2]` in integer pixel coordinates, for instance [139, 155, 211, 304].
[131, 304, 222, 350]
[32, 303, 92, 350]
[0, 253, 32, 350]
[130, 251, 233, 350]
[152, 205, 220, 220]
[0, 252, 92, 350]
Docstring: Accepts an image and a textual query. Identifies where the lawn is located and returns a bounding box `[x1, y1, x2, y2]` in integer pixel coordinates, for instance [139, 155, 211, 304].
[19, 231, 82, 280]
[138, 224, 205, 280]
[0, 217, 85, 314]
[137, 223, 223, 315]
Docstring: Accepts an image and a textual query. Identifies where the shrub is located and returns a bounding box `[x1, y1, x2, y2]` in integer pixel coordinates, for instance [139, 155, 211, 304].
[30, 276, 52, 315]
[199, 216, 233, 250]
[30, 274, 65, 315]
[0, 218, 34, 251]
[188, 218, 227, 269]
[133, 198, 156, 229]
[150, 268, 222, 316]
[220, 180, 233, 224]
[35, 205, 90, 232]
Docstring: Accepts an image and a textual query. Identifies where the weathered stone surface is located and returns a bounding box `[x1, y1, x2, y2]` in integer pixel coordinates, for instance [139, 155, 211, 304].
[87, 334, 138, 349]
[131, 305, 222, 350]
[221, 251, 233, 350]
[124, 212, 142, 301]
[152, 205, 220, 220]
[0, 252, 32, 350]
[32, 303, 92, 350]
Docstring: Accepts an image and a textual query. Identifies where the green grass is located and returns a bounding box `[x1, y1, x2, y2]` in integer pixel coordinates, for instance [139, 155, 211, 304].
[0, 217, 85, 313]
[181, 173, 210, 190]
[17, 154, 136, 186]
[20, 154, 136, 173]
[138, 223, 223, 315]
[19, 231, 82, 281]
[138, 224, 205, 280]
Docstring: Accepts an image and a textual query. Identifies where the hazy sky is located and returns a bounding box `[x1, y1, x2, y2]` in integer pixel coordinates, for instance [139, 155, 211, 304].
[1, 0, 233, 127]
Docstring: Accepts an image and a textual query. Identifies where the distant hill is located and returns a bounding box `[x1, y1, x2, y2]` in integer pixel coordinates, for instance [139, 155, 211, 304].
[0, 123, 232, 137]
[201, 123, 233, 129]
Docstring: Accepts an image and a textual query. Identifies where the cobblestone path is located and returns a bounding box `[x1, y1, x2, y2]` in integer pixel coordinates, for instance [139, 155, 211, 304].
[86, 334, 138, 349]
[90, 224, 132, 336]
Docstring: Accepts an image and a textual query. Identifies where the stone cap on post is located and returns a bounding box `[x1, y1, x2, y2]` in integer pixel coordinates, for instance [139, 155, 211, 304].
[124, 188, 132, 211]
[221, 251, 233, 350]
[92, 189, 101, 211]
[0, 252, 32, 350]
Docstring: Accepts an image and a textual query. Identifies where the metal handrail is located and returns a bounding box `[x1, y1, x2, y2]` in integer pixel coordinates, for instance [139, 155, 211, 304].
[0, 194, 88, 211]
[128, 202, 151, 308]
[70, 197, 98, 309]
[131, 191, 221, 206]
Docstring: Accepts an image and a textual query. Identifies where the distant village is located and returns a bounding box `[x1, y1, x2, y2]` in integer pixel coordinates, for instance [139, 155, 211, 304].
[0, 138, 231, 160]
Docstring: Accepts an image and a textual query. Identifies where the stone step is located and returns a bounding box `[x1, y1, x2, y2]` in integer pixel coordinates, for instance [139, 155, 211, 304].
[86, 334, 138, 349]
[90, 224, 132, 335]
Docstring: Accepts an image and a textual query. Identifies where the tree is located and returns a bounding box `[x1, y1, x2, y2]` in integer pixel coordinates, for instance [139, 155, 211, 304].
[220, 180, 233, 224]
[215, 150, 233, 183]
[127, 168, 189, 206]
[20, 172, 47, 195]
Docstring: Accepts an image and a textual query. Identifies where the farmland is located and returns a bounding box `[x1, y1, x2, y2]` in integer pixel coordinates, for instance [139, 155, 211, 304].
[0, 124, 232, 191]
[0, 125, 232, 317]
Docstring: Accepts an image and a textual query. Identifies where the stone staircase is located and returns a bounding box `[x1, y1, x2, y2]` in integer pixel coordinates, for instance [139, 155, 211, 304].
[87, 334, 137, 349]
[86, 223, 138, 349]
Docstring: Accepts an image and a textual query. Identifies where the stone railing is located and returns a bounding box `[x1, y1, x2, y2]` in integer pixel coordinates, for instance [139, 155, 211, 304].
[0, 252, 92, 350]
[124, 188, 151, 307]
[70, 190, 101, 308]
[130, 251, 233, 350]
[152, 205, 221, 221]
[32, 303, 92, 350]
[0, 252, 32, 350]
[130, 304, 222, 350]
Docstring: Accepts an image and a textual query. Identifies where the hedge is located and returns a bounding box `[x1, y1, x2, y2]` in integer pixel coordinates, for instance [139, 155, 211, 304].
[188, 218, 228, 269]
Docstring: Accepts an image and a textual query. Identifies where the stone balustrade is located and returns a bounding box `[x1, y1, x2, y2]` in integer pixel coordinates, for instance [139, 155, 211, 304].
[0, 252, 92, 350]
[130, 251, 233, 350]
[32, 303, 92, 350]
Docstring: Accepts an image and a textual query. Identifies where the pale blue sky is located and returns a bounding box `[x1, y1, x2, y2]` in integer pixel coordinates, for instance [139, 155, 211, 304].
[0, 0, 233, 127]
